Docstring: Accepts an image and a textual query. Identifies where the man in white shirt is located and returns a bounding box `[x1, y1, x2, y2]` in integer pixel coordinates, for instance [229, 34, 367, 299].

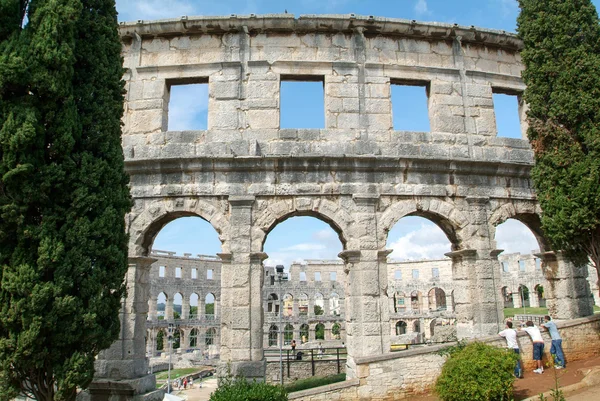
[522, 320, 545, 374]
[499, 320, 522, 378]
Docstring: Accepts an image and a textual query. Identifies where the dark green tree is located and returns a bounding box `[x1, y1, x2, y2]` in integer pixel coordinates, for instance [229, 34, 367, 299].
[0, 1, 130, 400]
[517, 0, 600, 290]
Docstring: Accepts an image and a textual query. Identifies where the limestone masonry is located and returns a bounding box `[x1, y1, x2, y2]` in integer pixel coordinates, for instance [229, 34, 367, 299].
[87, 14, 597, 401]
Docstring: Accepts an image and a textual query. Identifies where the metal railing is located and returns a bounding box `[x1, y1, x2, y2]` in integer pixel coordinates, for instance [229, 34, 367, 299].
[265, 347, 347, 378]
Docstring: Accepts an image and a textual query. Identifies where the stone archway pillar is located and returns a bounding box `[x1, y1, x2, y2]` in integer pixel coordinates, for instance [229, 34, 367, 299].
[198, 299, 205, 319]
[181, 297, 190, 321]
[536, 251, 594, 319]
[88, 256, 162, 400]
[148, 297, 157, 321]
[445, 294, 454, 312]
[445, 248, 504, 338]
[165, 297, 174, 321]
[529, 288, 540, 308]
[217, 196, 265, 380]
[512, 291, 523, 308]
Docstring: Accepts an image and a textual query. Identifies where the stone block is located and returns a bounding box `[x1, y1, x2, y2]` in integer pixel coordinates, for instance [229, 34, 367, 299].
[246, 109, 279, 129]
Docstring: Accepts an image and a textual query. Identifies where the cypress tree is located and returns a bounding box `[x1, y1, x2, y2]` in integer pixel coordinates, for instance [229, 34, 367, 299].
[0, 1, 131, 400]
[517, 0, 600, 290]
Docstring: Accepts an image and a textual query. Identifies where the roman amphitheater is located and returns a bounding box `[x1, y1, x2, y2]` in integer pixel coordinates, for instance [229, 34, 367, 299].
[86, 14, 600, 401]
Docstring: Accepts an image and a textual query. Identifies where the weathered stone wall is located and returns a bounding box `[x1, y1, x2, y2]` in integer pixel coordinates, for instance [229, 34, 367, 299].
[91, 14, 595, 399]
[288, 315, 600, 400]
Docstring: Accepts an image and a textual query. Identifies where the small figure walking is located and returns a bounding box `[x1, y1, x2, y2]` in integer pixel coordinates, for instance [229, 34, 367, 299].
[499, 320, 522, 378]
[291, 339, 297, 352]
[317, 342, 324, 359]
[541, 315, 565, 368]
[522, 320, 545, 374]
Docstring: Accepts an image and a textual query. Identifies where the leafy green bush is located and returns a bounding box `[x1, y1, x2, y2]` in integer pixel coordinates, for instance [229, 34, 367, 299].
[284, 373, 346, 393]
[435, 342, 518, 401]
[209, 377, 287, 401]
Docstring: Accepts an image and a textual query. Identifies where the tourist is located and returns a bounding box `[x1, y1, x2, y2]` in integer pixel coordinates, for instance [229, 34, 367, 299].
[499, 320, 522, 378]
[521, 321, 545, 374]
[291, 339, 296, 352]
[541, 315, 565, 368]
[189, 377, 194, 388]
[317, 342, 324, 359]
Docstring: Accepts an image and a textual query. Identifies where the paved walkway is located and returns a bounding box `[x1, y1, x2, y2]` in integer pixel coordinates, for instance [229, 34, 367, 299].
[170, 377, 218, 401]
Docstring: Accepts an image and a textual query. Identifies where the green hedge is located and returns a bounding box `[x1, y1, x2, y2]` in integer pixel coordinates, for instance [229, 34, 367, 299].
[435, 342, 518, 401]
[209, 378, 287, 401]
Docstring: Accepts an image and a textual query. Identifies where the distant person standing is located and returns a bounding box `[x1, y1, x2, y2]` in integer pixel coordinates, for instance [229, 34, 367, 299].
[541, 315, 565, 368]
[291, 339, 296, 352]
[499, 320, 522, 378]
[522, 321, 545, 374]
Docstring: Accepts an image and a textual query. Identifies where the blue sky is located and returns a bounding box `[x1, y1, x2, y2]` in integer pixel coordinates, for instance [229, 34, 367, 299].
[120, 0, 577, 265]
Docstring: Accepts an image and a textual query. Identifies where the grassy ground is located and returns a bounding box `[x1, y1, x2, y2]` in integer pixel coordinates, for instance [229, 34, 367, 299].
[503, 307, 548, 318]
[284, 373, 346, 393]
[155, 367, 203, 380]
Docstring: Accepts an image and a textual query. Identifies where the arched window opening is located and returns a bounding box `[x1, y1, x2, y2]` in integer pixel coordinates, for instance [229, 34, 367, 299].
[535, 284, 546, 307]
[411, 291, 421, 313]
[315, 323, 325, 340]
[205, 328, 216, 346]
[428, 287, 447, 311]
[267, 293, 279, 313]
[314, 293, 325, 315]
[387, 216, 453, 262]
[330, 293, 340, 316]
[173, 293, 183, 320]
[413, 320, 421, 333]
[332, 323, 341, 339]
[299, 324, 309, 343]
[395, 321, 407, 335]
[298, 294, 309, 316]
[151, 216, 222, 260]
[205, 293, 215, 318]
[156, 330, 165, 351]
[268, 325, 278, 347]
[189, 328, 198, 348]
[156, 292, 167, 320]
[189, 293, 199, 319]
[393, 292, 406, 313]
[173, 329, 181, 349]
[283, 294, 294, 317]
[284, 324, 294, 345]
[519, 285, 530, 307]
[501, 287, 513, 308]
[430, 319, 437, 337]
[495, 218, 541, 256]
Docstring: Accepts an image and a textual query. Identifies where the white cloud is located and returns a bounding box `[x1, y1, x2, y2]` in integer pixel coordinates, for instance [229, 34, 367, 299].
[388, 223, 450, 261]
[414, 0, 430, 16]
[495, 219, 539, 255]
[388, 220, 450, 260]
[168, 84, 209, 131]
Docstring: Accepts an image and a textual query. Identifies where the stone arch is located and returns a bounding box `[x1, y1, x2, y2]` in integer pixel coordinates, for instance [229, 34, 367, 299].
[252, 198, 351, 253]
[428, 287, 447, 311]
[267, 293, 278, 313]
[489, 201, 551, 253]
[395, 320, 407, 335]
[268, 325, 278, 347]
[315, 322, 326, 340]
[127, 198, 229, 257]
[379, 199, 468, 251]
